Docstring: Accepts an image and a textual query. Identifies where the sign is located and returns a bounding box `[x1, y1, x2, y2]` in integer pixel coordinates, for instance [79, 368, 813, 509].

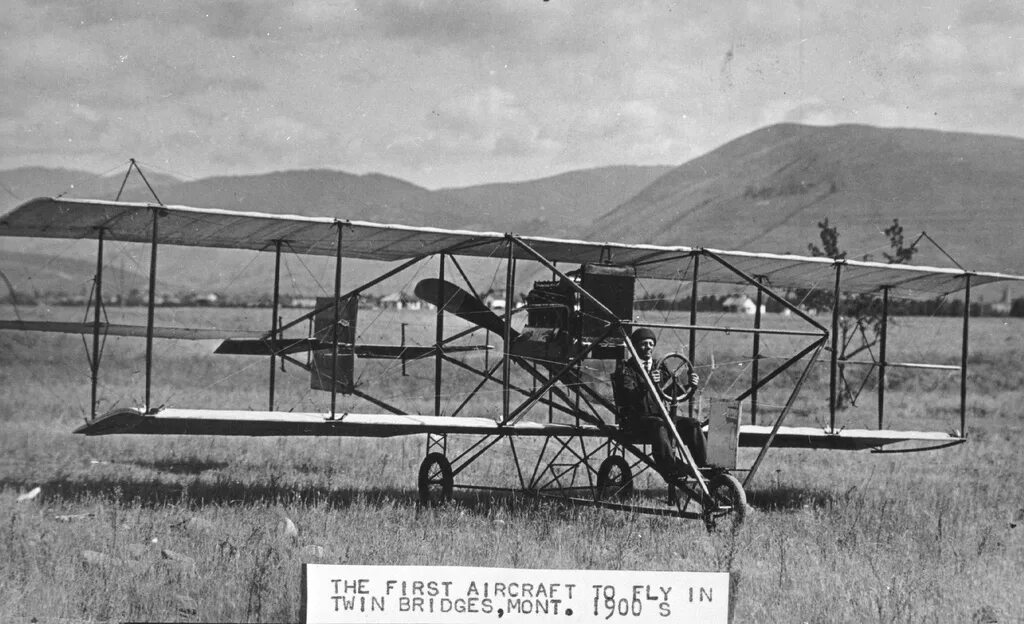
[304, 564, 729, 623]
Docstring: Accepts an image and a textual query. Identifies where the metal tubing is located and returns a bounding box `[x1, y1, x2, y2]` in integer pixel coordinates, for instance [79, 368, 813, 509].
[90, 229, 104, 419]
[734, 338, 825, 402]
[501, 322, 619, 426]
[274, 254, 425, 337]
[269, 240, 282, 411]
[502, 240, 515, 421]
[702, 249, 828, 332]
[450, 359, 505, 417]
[689, 255, 699, 419]
[960, 275, 971, 436]
[842, 360, 959, 371]
[620, 320, 822, 338]
[401, 323, 407, 376]
[508, 437, 527, 490]
[434, 255, 445, 416]
[743, 342, 825, 487]
[441, 354, 579, 418]
[688, 255, 699, 360]
[450, 435, 504, 479]
[751, 283, 763, 425]
[349, 388, 407, 416]
[510, 356, 609, 424]
[878, 287, 888, 429]
[448, 254, 482, 301]
[144, 209, 159, 412]
[330, 224, 343, 417]
[829, 263, 843, 431]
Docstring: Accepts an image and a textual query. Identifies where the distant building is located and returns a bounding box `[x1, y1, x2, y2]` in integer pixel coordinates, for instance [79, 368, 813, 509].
[484, 290, 506, 311]
[284, 296, 318, 308]
[380, 291, 422, 310]
[185, 292, 219, 306]
[991, 287, 1012, 316]
[722, 294, 765, 315]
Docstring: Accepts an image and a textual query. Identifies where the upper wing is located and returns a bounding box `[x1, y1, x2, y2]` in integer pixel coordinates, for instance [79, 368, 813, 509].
[3, 196, 1022, 298]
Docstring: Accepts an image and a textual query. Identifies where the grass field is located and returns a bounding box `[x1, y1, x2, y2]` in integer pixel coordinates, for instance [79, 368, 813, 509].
[1, 305, 1023, 622]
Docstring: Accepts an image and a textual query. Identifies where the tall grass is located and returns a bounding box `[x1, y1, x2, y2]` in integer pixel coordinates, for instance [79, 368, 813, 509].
[1, 307, 1023, 622]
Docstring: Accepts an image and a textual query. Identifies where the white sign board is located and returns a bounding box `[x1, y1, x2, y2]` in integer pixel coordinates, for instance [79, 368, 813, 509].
[304, 564, 729, 623]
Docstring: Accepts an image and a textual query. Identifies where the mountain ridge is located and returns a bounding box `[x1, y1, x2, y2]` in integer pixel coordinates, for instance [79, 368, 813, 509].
[3, 123, 1023, 298]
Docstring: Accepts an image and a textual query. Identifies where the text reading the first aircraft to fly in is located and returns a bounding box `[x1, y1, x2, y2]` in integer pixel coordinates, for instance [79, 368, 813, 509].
[303, 564, 729, 624]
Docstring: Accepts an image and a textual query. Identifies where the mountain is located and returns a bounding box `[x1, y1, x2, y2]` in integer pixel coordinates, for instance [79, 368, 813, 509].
[440, 165, 673, 236]
[114, 169, 474, 228]
[0, 165, 676, 297]
[3, 125, 1024, 301]
[1, 168, 477, 297]
[0, 166, 183, 215]
[589, 124, 1024, 275]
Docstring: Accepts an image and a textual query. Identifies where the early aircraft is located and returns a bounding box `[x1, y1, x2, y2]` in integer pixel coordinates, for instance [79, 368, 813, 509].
[3, 192, 1020, 530]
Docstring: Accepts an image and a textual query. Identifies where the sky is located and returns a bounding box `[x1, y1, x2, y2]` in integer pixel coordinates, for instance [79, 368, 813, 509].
[1, 0, 1022, 189]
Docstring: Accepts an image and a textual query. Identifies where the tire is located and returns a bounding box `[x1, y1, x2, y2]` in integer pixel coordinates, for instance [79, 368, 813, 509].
[596, 455, 635, 500]
[417, 452, 453, 507]
[703, 472, 747, 532]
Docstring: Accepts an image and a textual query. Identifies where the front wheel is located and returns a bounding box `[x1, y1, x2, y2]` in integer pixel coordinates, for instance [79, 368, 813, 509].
[702, 472, 747, 532]
[596, 455, 635, 500]
[418, 452, 453, 507]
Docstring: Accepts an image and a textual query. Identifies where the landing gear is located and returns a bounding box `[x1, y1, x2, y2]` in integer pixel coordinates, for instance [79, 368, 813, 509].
[596, 455, 635, 500]
[417, 452, 453, 506]
[701, 472, 747, 532]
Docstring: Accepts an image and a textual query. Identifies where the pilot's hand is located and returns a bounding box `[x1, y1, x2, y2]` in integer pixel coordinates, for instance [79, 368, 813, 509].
[651, 369, 661, 383]
[689, 372, 700, 388]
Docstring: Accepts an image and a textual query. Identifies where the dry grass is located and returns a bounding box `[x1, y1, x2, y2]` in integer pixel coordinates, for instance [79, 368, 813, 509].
[1, 306, 1023, 622]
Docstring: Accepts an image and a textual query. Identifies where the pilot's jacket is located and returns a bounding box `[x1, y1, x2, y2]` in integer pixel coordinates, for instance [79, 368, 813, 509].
[612, 357, 675, 426]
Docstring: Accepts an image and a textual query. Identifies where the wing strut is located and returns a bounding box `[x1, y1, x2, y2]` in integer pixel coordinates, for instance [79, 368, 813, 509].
[90, 228, 105, 419]
[145, 206, 159, 413]
[742, 341, 825, 488]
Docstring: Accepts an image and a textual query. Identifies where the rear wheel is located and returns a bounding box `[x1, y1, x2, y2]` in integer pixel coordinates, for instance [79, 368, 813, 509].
[702, 472, 747, 532]
[418, 453, 453, 507]
[596, 455, 635, 500]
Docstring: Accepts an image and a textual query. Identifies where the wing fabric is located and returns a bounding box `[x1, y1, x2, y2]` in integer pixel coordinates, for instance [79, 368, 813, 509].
[3, 197, 1023, 297]
[0, 319, 262, 340]
[76, 407, 963, 451]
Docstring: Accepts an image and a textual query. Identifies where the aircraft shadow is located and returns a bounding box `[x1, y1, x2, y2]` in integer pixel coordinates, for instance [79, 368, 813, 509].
[1, 473, 563, 519]
[745, 485, 836, 511]
[126, 458, 232, 475]
[2, 472, 833, 517]
[2, 473, 417, 510]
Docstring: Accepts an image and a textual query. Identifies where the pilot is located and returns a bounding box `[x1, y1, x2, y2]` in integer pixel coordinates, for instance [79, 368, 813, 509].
[613, 327, 706, 479]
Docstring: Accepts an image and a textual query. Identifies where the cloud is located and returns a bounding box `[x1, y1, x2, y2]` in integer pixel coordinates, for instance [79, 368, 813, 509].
[383, 87, 561, 165]
[353, 0, 532, 45]
[2, 0, 1024, 187]
[959, 0, 1024, 27]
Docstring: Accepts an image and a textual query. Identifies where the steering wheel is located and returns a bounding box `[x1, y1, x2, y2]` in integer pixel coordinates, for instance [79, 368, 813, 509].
[655, 352, 696, 404]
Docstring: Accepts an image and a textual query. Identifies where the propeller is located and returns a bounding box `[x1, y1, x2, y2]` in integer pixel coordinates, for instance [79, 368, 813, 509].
[414, 278, 518, 339]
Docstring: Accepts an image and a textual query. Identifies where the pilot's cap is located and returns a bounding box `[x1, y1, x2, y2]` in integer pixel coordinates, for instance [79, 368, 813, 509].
[631, 327, 656, 346]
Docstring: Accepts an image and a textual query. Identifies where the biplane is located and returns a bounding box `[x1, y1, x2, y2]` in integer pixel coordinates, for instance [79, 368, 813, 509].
[2, 194, 1022, 530]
